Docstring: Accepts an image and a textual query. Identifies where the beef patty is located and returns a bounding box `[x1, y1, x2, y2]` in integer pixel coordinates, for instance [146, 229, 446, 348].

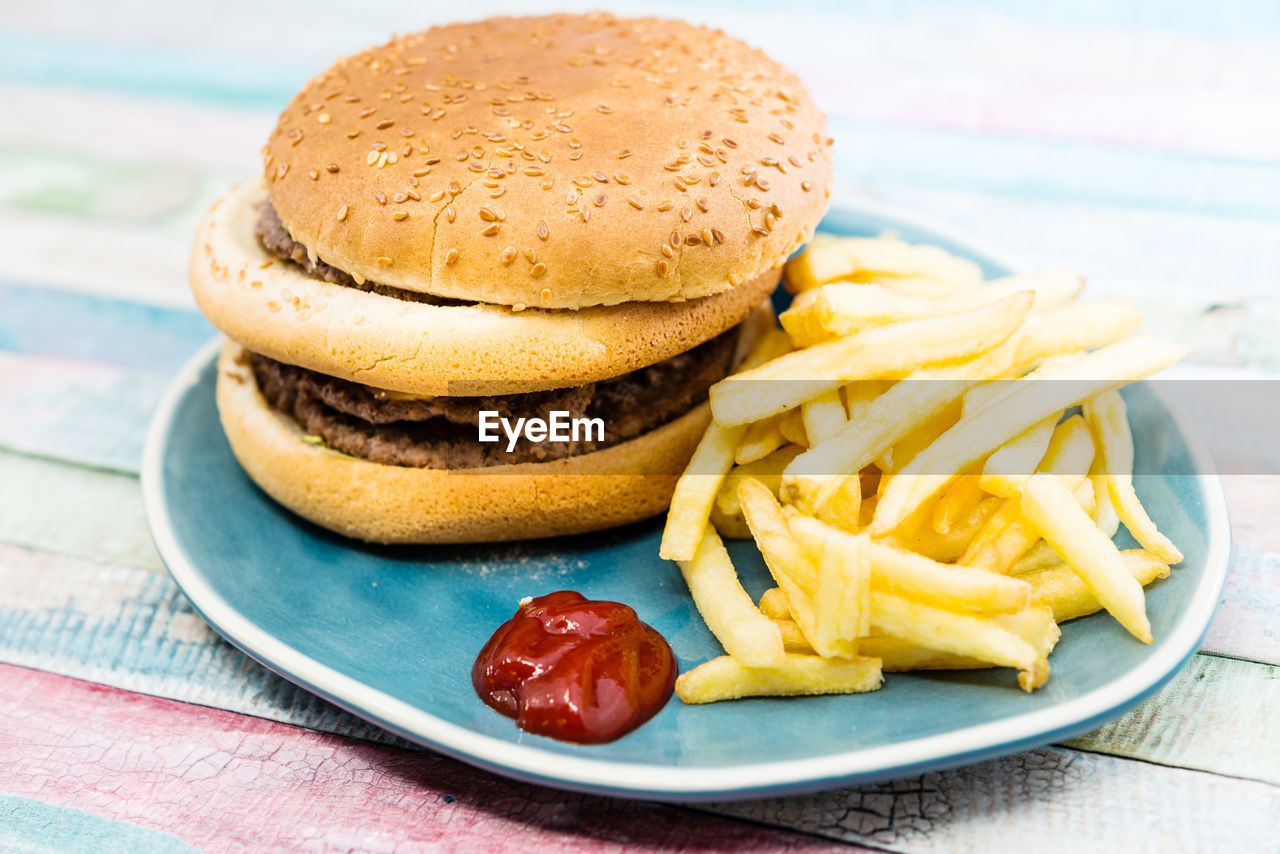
[250, 327, 737, 468]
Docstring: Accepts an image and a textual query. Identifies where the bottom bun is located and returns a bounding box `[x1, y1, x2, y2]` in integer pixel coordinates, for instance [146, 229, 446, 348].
[216, 340, 712, 544]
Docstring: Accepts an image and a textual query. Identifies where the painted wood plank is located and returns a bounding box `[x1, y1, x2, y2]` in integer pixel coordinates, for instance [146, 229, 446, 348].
[1063, 653, 1279, 784]
[0, 664, 844, 854]
[0, 353, 170, 474]
[0, 794, 202, 854]
[706, 744, 1280, 854]
[0, 541, 1276, 787]
[0, 451, 162, 571]
[0, 281, 211, 371]
[6, 2, 1280, 160]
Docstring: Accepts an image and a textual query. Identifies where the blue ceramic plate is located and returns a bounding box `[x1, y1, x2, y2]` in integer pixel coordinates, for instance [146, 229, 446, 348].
[143, 200, 1229, 802]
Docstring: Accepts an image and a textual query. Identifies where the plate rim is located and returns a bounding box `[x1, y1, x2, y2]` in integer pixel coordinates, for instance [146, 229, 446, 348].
[142, 198, 1231, 802]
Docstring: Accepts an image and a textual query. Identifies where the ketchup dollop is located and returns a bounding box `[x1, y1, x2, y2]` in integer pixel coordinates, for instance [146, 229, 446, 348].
[472, 591, 677, 744]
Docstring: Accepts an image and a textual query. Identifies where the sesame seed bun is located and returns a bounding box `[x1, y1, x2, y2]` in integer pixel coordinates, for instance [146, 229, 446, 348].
[217, 339, 714, 543]
[192, 178, 780, 396]
[263, 12, 832, 309]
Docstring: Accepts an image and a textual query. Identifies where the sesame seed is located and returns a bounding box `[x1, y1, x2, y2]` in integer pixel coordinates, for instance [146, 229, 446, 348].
[702, 227, 715, 246]
[656, 260, 670, 278]
[618, 149, 632, 159]
[367, 150, 380, 166]
[712, 228, 725, 244]
[680, 206, 693, 222]
[501, 246, 517, 265]
[347, 129, 360, 138]
[658, 201, 673, 212]
[445, 248, 460, 265]
[429, 190, 446, 202]
[525, 166, 545, 176]
[572, 177, 593, 188]
[671, 231, 681, 247]
[752, 227, 769, 237]
[392, 192, 408, 203]
[525, 249, 537, 264]
[327, 164, 340, 173]
[374, 191, 387, 204]
[308, 169, 319, 180]
[393, 211, 409, 221]
[661, 244, 673, 258]
[729, 273, 741, 287]
[614, 173, 630, 184]
[696, 197, 709, 213]
[629, 197, 644, 210]
[801, 181, 813, 192]
[770, 204, 783, 218]
[530, 263, 548, 277]
[482, 223, 500, 236]
[537, 221, 549, 240]
[376, 119, 395, 129]
[406, 188, 420, 201]
[478, 208, 498, 222]
[445, 206, 456, 222]
[593, 194, 606, 207]
[686, 235, 702, 246]
[376, 256, 393, 266]
[594, 172, 608, 183]
[337, 205, 349, 222]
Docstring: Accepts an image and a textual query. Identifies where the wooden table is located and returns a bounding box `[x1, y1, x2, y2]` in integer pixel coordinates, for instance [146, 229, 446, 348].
[1, 2, 1277, 850]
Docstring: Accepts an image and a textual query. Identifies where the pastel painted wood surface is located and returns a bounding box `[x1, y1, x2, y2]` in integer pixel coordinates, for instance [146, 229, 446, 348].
[0, 664, 844, 853]
[706, 745, 1280, 854]
[2, 2, 1279, 849]
[1, 540, 1277, 790]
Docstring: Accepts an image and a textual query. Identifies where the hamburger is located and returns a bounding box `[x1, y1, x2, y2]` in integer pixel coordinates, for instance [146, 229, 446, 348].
[190, 12, 833, 543]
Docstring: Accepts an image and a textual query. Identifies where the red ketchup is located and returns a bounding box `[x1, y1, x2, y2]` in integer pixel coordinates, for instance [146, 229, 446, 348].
[472, 591, 677, 744]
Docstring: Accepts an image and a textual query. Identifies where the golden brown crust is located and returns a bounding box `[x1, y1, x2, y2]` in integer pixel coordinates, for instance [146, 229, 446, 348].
[216, 340, 710, 543]
[192, 179, 780, 396]
[263, 12, 832, 308]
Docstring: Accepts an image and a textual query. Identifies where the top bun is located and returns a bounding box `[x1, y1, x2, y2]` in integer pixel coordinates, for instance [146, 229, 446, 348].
[263, 13, 832, 309]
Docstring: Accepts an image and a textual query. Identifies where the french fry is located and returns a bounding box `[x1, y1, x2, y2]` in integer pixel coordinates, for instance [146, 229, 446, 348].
[758, 587, 791, 620]
[660, 422, 747, 561]
[709, 293, 1033, 427]
[789, 517, 872, 641]
[841, 380, 886, 420]
[782, 347, 1013, 514]
[738, 478, 815, 595]
[736, 415, 787, 464]
[891, 494, 1001, 563]
[801, 390, 847, 446]
[675, 654, 883, 703]
[869, 592, 1045, 691]
[871, 335, 1186, 536]
[961, 478, 1094, 574]
[1019, 474, 1153, 642]
[993, 606, 1060, 690]
[932, 472, 984, 534]
[739, 479, 860, 658]
[1025, 549, 1171, 622]
[1012, 300, 1144, 372]
[783, 235, 985, 294]
[863, 538, 1031, 614]
[781, 272, 1081, 346]
[779, 408, 809, 447]
[775, 624, 995, 670]
[1083, 390, 1183, 563]
[981, 416, 1057, 497]
[678, 526, 786, 667]
[715, 446, 805, 520]
[1009, 540, 1063, 576]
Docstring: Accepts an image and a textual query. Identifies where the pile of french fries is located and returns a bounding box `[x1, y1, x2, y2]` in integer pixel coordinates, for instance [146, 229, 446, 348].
[660, 234, 1186, 704]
